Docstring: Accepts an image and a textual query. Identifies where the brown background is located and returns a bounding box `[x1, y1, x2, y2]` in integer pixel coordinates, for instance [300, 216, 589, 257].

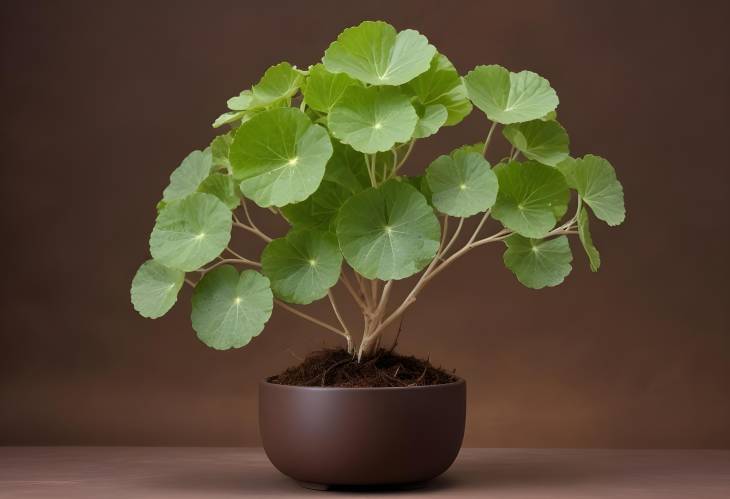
[1, 1, 728, 448]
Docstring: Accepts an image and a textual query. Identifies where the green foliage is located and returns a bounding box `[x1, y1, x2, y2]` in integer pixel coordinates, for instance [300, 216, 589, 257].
[492, 161, 570, 238]
[132, 20, 627, 352]
[577, 207, 601, 271]
[281, 141, 369, 230]
[131, 260, 184, 318]
[404, 53, 472, 126]
[336, 180, 440, 280]
[150, 193, 232, 271]
[502, 120, 569, 166]
[197, 173, 240, 209]
[328, 85, 418, 153]
[426, 149, 497, 217]
[262, 229, 343, 304]
[191, 267, 273, 350]
[557, 155, 626, 226]
[323, 21, 435, 86]
[230, 108, 333, 207]
[464, 65, 559, 124]
[503, 234, 573, 289]
[303, 63, 362, 113]
[162, 149, 213, 202]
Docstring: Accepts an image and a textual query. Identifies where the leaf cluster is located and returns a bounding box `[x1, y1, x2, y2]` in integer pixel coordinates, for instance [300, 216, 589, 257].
[131, 20, 626, 352]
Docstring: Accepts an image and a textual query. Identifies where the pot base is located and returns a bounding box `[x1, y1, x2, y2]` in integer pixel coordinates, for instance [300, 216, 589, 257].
[297, 480, 428, 492]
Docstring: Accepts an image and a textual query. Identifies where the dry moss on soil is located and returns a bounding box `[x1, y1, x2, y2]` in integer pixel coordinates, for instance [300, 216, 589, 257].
[268, 348, 459, 387]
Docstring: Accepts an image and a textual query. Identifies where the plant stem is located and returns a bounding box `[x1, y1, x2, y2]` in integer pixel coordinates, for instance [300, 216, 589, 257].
[327, 291, 353, 353]
[339, 271, 369, 311]
[482, 121, 498, 156]
[275, 299, 350, 343]
[388, 139, 415, 178]
[184, 277, 196, 288]
[197, 258, 260, 274]
[224, 247, 261, 267]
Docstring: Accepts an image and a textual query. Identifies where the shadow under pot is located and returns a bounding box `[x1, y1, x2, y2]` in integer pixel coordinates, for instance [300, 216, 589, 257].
[259, 378, 466, 490]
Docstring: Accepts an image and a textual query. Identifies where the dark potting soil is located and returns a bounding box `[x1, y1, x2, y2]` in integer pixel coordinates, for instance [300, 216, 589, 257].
[268, 348, 459, 388]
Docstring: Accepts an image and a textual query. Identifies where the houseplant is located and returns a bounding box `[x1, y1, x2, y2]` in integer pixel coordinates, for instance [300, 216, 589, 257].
[131, 20, 625, 488]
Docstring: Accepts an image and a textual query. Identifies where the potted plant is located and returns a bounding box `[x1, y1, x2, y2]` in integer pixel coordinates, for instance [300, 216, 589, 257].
[131, 20, 625, 489]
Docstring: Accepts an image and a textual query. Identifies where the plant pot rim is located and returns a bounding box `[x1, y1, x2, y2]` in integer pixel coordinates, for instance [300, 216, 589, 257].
[261, 377, 465, 392]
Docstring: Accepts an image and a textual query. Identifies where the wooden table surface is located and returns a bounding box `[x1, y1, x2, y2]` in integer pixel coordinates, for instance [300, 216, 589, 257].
[1, 447, 728, 498]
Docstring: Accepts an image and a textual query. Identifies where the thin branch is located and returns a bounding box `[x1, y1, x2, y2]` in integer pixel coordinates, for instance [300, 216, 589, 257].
[355, 272, 373, 309]
[225, 247, 261, 267]
[440, 215, 450, 247]
[339, 271, 369, 311]
[184, 278, 196, 288]
[389, 139, 415, 178]
[233, 221, 273, 243]
[468, 209, 491, 245]
[482, 121, 498, 156]
[328, 291, 353, 353]
[196, 258, 260, 273]
[275, 299, 349, 340]
[237, 198, 273, 242]
[440, 217, 465, 258]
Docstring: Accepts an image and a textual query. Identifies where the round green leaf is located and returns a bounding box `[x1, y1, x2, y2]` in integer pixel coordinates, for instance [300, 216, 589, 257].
[336, 180, 440, 280]
[464, 65, 559, 124]
[162, 149, 213, 202]
[413, 104, 448, 139]
[262, 229, 343, 305]
[328, 86, 418, 153]
[281, 141, 370, 230]
[303, 63, 362, 113]
[149, 193, 232, 272]
[230, 108, 333, 207]
[503, 120, 569, 166]
[130, 260, 184, 319]
[426, 150, 497, 217]
[197, 173, 240, 209]
[323, 21, 435, 86]
[403, 53, 472, 126]
[191, 267, 273, 350]
[557, 155, 625, 226]
[577, 207, 601, 272]
[503, 234, 573, 289]
[492, 161, 570, 238]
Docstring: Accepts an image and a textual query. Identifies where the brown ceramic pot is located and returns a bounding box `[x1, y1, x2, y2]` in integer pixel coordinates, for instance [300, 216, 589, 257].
[259, 378, 466, 489]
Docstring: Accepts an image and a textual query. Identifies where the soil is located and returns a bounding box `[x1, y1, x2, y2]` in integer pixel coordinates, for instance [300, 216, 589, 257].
[268, 348, 459, 388]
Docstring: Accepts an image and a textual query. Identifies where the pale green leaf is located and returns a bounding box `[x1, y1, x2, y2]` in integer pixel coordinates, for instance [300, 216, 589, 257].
[413, 103, 448, 139]
[578, 207, 600, 271]
[323, 21, 435, 86]
[197, 173, 239, 209]
[302, 63, 362, 113]
[210, 133, 233, 171]
[281, 140, 370, 230]
[403, 53, 472, 126]
[328, 85, 418, 153]
[130, 260, 184, 319]
[503, 120, 569, 166]
[227, 90, 253, 111]
[149, 193, 232, 272]
[230, 108, 333, 207]
[247, 62, 303, 109]
[191, 267, 273, 350]
[426, 150, 497, 217]
[557, 154, 625, 226]
[213, 110, 246, 128]
[262, 229, 343, 305]
[492, 161, 570, 238]
[464, 65, 559, 124]
[336, 180, 440, 280]
[503, 234, 573, 289]
[162, 149, 213, 202]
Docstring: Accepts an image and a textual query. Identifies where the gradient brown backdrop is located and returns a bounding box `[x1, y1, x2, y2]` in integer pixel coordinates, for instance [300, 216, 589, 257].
[1, 1, 728, 448]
